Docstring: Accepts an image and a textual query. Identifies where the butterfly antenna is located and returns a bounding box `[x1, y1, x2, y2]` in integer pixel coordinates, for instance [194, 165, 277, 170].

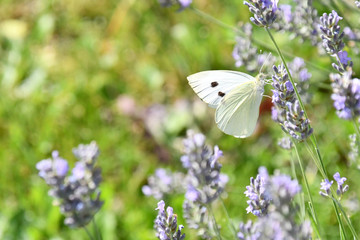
[259, 52, 273, 75]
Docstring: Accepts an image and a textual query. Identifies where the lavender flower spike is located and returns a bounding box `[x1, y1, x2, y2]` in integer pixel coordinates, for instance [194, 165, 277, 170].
[319, 179, 333, 197]
[333, 172, 349, 197]
[244, 168, 270, 217]
[271, 64, 313, 141]
[330, 69, 360, 120]
[155, 200, 185, 240]
[244, 0, 278, 27]
[319, 11, 353, 72]
[181, 130, 228, 204]
[241, 168, 312, 239]
[36, 142, 103, 228]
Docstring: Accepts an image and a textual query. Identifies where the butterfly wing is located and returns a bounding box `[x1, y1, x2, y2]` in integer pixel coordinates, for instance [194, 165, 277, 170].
[187, 70, 255, 108]
[215, 80, 263, 138]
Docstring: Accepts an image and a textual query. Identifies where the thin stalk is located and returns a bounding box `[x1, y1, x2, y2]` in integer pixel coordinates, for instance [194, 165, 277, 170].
[190, 7, 331, 74]
[219, 198, 237, 239]
[289, 148, 306, 221]
[329, 0, 356, 31]
[265, 27, 309, 119]
[265, 27, 352, 237]
[331, 196, 359, 239]
[304, 142, 326, 179]
[332, 201, 349, 240]
[83, 226, 96, 240]
[92, 219, 102, 240]
[294, 144, 322, 238]
[334, 52, 347, 73]
[208, 204, 223, 240]
[190, 7, 243, 35]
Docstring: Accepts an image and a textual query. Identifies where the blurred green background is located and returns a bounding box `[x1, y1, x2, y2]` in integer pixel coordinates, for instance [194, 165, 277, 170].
[0, 0, 359, 239]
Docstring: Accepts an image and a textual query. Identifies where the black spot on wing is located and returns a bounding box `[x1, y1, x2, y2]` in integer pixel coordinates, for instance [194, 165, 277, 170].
[211, 81, 219, 87]
[218, 91, 225, 97]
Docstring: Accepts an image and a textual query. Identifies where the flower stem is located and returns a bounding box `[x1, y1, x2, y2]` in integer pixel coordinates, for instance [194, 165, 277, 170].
[332, 196, 359, 239]
[83, 226, 96, 240]
[265, 27, 353, 238]
[190, 7, 331, 74]
[208, 204, 222, 240]
[219, 198, 237, 239]
[294, 144, 322, 238]
[92, 219, 102, 240]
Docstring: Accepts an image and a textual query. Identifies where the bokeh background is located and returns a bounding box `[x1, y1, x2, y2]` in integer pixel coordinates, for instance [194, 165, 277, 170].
[0, 0, 359, 239]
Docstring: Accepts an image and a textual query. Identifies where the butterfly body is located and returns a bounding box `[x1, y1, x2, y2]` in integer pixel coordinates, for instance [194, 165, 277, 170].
[187, 70, 264, 138]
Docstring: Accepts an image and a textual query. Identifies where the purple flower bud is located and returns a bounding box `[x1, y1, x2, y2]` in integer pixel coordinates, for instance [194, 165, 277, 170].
[36, 159, 52, 177]
[185, 186, 200, 202]
[71, 162, 86, 180]
[279, 4, 292, 22]
[338, 51, 351, 64]
[179, 0, 192, 8]
[54, 158, 69, 177]
[156, 200, 166, 212]
[320, 179, 333, 197]
[154, 201, 185, 240]
[285, 81, 294, 91]
[333, 172, 349, 197]
[155, 168, 172, 185]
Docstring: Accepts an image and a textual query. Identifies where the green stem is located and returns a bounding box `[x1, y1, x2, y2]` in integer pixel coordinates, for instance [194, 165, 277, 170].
[332, 196, 359, 239]
[265, 26, 353, 238]
[332, 201, 349, 240]
[190, 7, 243, 35]
[219, 198, 237, 239]
[265, 27, 309, 119]
[289, 146, 305, 221]
[92, 219, 102, 240]
[83, 226, 95, 240]
[208, 204, 222, 240]
[294, 144, 322, 238]
[190, 7, 331, 74]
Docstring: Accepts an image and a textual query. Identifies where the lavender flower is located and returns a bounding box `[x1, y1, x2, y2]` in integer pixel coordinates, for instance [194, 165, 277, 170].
[36, 142, 103, 228]
[142, 168, 186, 199]
[244, 0, 278, 27]
[289, 0, 319, 45]
[232, 24, 275, 73]
[183, 200, 213, 239]
[237, 220, 261, 240]
[155, 200, 185, 240]
[319, 11, 353, 72]
[269, 174, 301, 214]
[244, 168, 270, 217]
[288, 57, 312, 104]
[330, 70, 360, 120]
[278, 137, 293, 150]
[271, 64, 313, 141]
[356, 1, 360, 8]
[333, 172, 349, 197]
[158, 0, 192, 10]
[181, 130, 228, 204]
[180, 130, 228, 238]
[36, 151, 69, 186]
[240, 167, 311, 239]
[319, 179, 333, 197]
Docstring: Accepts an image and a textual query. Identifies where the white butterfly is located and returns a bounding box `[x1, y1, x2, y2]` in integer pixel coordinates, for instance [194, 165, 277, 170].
[187, 70, 264, 138]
